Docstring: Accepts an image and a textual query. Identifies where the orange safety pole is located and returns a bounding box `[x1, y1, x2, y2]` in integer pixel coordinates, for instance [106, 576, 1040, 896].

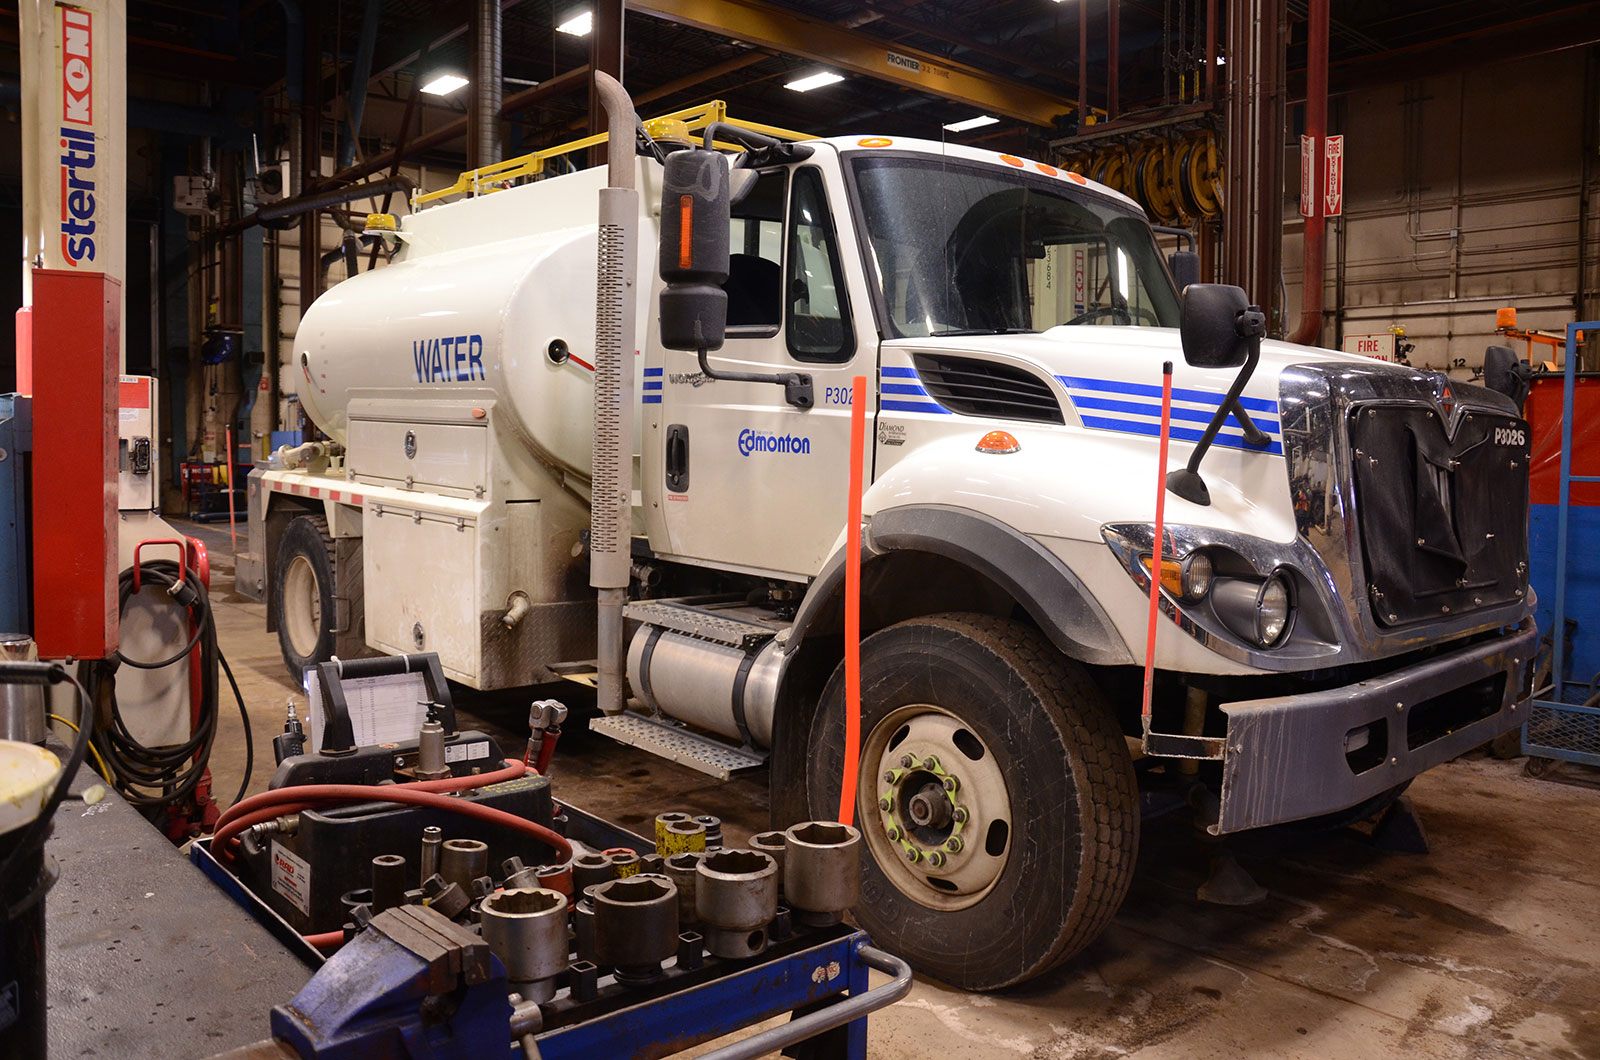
[837, 375, 867, 826]
[1141, 362, 1174, 720]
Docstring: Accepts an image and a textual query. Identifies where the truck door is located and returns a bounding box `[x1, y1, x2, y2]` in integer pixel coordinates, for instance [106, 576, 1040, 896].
[646, 161, 871, 579]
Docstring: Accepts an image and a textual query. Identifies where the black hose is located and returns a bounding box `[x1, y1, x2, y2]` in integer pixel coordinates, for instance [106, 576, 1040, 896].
[218, 650, 254, 806]
[96, 559, 252, 817]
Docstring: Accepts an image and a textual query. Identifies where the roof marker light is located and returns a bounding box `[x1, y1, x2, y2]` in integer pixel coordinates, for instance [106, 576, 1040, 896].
[976, 430, 1021, 454]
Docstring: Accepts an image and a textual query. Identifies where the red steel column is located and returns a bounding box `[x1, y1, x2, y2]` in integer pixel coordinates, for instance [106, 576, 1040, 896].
[1289, 0, 1330, 346]
[30, 269, 120, 658]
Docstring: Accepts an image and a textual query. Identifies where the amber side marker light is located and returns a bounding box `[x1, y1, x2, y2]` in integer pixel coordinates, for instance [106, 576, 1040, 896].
[975, 430, 1020, 454]
[678, 195, 694, 270]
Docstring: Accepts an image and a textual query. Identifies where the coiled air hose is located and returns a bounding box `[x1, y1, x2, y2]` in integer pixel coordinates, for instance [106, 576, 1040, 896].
[95, 558, 253, 816]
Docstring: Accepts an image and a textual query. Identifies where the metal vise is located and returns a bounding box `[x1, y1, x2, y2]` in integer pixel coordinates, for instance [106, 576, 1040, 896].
[271, 905, 511, 1060]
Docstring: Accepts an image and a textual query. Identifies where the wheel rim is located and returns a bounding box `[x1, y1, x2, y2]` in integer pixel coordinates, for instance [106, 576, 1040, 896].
[857, 704, 1012, 912]
[282, 555, 323, 659]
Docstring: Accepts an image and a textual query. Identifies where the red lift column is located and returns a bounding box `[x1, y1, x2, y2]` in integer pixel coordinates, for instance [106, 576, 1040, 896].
[30, 268, 121, 659]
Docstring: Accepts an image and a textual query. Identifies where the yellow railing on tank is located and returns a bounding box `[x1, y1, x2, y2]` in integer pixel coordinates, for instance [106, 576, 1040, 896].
[411, 100, 814, 210]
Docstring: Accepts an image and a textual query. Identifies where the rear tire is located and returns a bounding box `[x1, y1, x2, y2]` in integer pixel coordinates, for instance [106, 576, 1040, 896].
[804, 613, 1138, 990]
[273, 515, 337, 683]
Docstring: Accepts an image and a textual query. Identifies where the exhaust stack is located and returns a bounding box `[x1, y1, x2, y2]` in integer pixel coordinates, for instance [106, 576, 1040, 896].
[590, 72, 640, 716]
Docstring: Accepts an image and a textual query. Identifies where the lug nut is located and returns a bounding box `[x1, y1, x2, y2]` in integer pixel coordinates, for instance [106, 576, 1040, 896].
[952, 807, 968, 823]
[927, 851, 945, 868]
[885, 826, 900, 841]
[878, 797, 892, 811]
[899, 754, 915, 768]
[942, 776, 959, 793]
[922, 756, 939, 770]
[946, 837, 963, 853]
[883, 770, 897, 784]
[905, 848, 921, 863]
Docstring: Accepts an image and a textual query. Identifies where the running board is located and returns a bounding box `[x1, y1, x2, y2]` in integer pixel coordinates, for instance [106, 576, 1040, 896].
[590, 712, 767, 780]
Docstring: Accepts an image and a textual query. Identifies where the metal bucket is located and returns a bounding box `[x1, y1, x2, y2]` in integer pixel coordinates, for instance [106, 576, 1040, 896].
[0, 740, 62, 1059]
[0, 636, 45, 745]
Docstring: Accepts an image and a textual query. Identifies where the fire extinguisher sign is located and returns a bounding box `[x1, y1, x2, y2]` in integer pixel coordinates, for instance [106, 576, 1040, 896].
[1300, 135, 1314, 218]
[1324, 134, 1345, 217]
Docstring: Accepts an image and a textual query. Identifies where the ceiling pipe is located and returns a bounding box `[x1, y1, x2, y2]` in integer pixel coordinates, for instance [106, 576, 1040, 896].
[339, 0, 384, 170]
[1107, 0, 1119, 119]
[1289, 0, 1330, 347]
[472, 0, 503, 167]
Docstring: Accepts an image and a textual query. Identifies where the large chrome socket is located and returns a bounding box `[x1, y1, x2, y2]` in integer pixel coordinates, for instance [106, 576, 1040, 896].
[664, 851, 703, 925]
[439, 838, 489, 891]
[783, 821, 861, 926]
[592, 874, 679, 984]
[571, 852, 614, 894]
[748, 831, 787, 893]
[479, 888, 570, 1003]
[695, 849, 778, 958]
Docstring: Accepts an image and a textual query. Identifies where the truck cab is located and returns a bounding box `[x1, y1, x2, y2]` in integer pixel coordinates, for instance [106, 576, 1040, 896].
[241, 95, 1537, 991]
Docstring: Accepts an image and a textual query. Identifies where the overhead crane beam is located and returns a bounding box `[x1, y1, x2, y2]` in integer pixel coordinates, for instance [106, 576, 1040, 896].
[630, 0, 1083, 127]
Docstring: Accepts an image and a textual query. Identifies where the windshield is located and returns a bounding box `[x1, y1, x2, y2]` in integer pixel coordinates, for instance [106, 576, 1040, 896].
[848, 155, 1181, 338]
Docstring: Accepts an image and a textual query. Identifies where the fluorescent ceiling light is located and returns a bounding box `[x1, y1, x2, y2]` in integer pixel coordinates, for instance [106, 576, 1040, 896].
[557, 10, 593, 35]
[786, 71, 845, 92]
[420, 73, 469, 96]
[943, 114, 1000, 132]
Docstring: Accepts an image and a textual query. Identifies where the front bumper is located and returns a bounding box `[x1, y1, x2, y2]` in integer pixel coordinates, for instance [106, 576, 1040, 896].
[1214, 619, 1538, 833]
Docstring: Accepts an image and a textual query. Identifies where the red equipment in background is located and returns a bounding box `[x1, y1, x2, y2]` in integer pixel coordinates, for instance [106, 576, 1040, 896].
[29, 269, 120, 659]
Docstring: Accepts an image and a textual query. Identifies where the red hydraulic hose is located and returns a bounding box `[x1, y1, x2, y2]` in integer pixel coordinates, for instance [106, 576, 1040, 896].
[303, 930, 344, 949]
[1141, 363, 1175, 721]
[214, 780, 571, 864]
[534, 730, 560, 775]
[216, 760, 527, 831]
[836, 374, 867, 827]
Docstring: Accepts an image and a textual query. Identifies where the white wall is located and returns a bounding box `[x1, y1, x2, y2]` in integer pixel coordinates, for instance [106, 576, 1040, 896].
[1282, 48, 1599, 376]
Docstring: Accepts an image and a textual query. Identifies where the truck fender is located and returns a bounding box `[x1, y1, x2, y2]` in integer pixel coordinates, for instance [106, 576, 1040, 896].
[785, 503, 1134, 667]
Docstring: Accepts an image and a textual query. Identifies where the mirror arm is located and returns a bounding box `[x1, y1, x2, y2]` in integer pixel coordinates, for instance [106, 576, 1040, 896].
[1230, 401, 1271, 447]
[697, 347, 815, 410]
[1167, 311, 1270, 506]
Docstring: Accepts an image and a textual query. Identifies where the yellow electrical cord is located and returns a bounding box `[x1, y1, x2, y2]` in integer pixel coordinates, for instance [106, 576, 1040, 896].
[46, 713, 112, 782]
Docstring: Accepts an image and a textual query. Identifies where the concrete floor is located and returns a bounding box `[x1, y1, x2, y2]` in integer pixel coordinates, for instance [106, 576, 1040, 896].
[182, 519, 1600, 1060]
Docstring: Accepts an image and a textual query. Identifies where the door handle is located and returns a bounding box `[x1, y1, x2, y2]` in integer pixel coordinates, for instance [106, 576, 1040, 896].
[665, 424, 690, 493]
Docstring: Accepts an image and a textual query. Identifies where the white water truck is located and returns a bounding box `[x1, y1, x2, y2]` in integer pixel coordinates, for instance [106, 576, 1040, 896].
[240, 74, 1538, 989]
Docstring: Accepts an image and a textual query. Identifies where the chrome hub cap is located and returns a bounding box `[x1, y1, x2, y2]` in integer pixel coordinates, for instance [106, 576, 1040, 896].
[859, 705, 1011, 911]
[283, 555, 323, 658]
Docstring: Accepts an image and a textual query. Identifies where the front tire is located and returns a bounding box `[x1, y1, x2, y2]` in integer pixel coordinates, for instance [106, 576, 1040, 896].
[273, 515, 337, 683]
[804, 613, 1138, 990]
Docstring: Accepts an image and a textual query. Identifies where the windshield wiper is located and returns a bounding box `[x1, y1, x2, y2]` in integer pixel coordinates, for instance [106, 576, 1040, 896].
[928, 327, 1039, 337]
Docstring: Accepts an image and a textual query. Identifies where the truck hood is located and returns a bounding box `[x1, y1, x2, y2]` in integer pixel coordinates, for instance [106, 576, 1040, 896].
[883, 324, 1394, 412]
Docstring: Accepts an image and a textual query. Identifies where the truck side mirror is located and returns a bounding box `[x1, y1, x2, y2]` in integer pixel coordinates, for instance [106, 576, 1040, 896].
[1482, 344, 1532, 412]
[658, 150, 730, 352]
[1168, 284, 1273, 506]
[1168, 250, 1200, 292]
[1179, 283, 1260, 369]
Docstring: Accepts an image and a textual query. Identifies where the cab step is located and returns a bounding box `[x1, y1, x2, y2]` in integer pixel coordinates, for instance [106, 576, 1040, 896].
[589, 711, 767, 781]
[623, 597, 788, 651]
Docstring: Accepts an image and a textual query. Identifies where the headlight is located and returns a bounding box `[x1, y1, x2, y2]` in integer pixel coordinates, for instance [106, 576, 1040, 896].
[1181, 552, 1213, 600]
[1255, 575, 1292, 646]
[1210, 572, 1296, 648]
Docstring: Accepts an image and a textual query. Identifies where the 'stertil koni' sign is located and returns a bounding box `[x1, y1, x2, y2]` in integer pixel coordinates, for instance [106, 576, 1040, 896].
[19, 0, 125, 330]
